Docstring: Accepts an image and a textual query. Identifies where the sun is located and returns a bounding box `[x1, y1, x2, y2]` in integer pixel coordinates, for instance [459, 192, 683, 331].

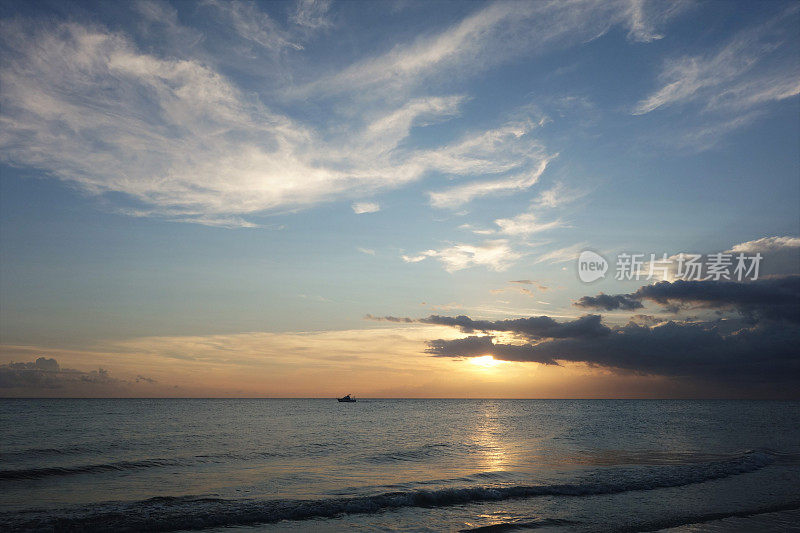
[469, 355, 503, 368]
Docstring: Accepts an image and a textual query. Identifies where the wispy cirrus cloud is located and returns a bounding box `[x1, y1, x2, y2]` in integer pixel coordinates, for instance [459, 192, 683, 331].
[203, 0, 304, 51]
[633, 17, 799, 115]
[301, 0, 681, 98]
[0, 20, 549, 227]
[0, 0, 687, 228]
[494, 212, 563, 236]
[290, 0, 332, 30]
[533, 182, 587, 209]
[428, 156, 554, 209]
[535, 243, 589, 264]
[633, 7, 800, 145]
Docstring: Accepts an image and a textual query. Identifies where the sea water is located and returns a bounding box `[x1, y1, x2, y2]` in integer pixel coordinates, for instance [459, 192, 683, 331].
[1, 399, 799, 531]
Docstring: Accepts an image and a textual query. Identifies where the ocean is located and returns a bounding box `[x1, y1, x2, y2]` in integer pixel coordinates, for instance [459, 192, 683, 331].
[1, 399, 799, 532]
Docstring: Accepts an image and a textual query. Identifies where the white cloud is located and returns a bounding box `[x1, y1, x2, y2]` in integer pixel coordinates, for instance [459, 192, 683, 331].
[625, 0, 663, 43]
[707, 72, 800, 112]
[728, 236, 800, 253]
[204, 0, 303, 50]
[535, 243, 589, 264]
[172, 215, 261, 229]
[291, 0, 332, 30]
[534, 182, 587, 208]
[494, 212, 563, 236]
[437, 210, 561, 270]
[357, 247, 376, 256]
[624, 0, 690, 43]
[459, 224, 495, 236]
[352, 202, 381, 214]
[0, 21, 327, 225]
[364, 95, 466, 155]
[402, 239, 522, 272]
[460, 210, 562, 237]
[429, 156, 553, 209]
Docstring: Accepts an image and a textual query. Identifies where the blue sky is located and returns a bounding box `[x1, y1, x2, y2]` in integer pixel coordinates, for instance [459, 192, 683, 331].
[1, 0, 798, 397]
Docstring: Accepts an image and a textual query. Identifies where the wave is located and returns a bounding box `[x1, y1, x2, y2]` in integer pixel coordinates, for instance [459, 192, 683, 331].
[0, 458, 192, 481]
[459, 518, 576, 532]
[0, 451, 776, 532]
[0, 450, 291, 481]
[0, 445, 98, 460]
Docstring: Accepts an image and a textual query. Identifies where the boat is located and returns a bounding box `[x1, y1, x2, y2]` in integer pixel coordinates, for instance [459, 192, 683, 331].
[337, 394, 356, 402]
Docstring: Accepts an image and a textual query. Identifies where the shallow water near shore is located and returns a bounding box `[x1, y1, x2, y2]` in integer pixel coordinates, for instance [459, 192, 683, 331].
[2, 399, 799, 531]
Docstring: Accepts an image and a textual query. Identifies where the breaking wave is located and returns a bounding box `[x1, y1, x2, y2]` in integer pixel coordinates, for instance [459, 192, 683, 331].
[0, 451, 776, 532]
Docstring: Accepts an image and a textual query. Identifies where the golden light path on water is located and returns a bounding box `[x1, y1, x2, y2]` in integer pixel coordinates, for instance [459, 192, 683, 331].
[471, 400, 511, 473]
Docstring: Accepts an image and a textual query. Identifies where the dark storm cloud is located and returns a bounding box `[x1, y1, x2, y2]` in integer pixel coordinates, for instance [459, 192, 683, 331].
[366, 313, 610, 339]
[575, 276, 800, 323]
[364, 314, 414, 323]
[418, 314, 610, 339]
[425, 320, 800, 383]
[633, 276, 800, 323]
[574, 293, 644, 311]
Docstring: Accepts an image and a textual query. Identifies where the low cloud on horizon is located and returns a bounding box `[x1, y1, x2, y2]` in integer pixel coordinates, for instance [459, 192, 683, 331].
[0, 357, 161, 397]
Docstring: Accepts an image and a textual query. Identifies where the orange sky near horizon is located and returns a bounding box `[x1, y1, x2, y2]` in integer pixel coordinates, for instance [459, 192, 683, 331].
[0, 325, 774, 399]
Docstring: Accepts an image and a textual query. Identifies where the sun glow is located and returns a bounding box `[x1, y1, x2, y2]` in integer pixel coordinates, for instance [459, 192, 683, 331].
[469, 355, 503, 368]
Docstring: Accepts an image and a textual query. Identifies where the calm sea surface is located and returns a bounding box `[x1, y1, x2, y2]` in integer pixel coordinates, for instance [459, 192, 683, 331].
[1, 399, 799, 532]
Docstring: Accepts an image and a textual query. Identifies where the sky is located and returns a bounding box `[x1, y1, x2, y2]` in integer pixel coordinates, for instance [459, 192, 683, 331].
[0, 0, 798, 398]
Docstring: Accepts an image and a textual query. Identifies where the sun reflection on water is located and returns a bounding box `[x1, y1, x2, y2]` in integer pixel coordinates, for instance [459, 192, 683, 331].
[471, 401, 510, 472]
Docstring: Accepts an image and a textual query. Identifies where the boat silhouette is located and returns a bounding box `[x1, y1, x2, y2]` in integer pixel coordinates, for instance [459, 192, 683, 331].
[337, 394, 356, 402]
